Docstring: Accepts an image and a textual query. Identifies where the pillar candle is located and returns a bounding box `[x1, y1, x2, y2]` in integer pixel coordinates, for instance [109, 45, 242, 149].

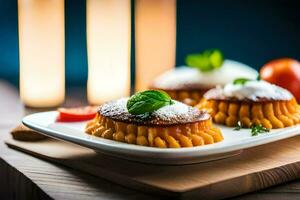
[135, 0, 176, 91]
[18, 0, 65, 108]
[86, 0, 131, 105]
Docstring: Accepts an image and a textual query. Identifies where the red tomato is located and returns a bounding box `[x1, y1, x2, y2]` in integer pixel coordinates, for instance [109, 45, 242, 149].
[57, 106, 98, 122]
[260, 58, 300, 102]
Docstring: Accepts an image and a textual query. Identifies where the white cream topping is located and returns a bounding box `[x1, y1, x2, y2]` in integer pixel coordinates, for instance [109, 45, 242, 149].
[152, 59, 258, 89]
[222, 80, 293, 101]
[153, 101, 190, 120]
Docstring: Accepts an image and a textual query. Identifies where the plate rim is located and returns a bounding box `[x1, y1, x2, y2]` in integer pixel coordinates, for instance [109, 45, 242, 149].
[22, 111, 300, 159]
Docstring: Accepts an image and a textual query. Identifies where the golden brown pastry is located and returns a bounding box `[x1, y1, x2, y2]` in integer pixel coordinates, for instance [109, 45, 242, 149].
[11, 124, 47, 141]
[86, 98, 223, 148]
[197, 80, 300, 129]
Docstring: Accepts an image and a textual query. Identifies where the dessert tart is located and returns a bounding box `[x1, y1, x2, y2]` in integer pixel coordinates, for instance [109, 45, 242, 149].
[197, 80, 300, 129]
[151, 60, 258, 106]
[85, 98, 223, 148]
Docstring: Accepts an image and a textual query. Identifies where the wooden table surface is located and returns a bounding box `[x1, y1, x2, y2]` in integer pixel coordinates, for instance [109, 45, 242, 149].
[0, 80, 300, 200]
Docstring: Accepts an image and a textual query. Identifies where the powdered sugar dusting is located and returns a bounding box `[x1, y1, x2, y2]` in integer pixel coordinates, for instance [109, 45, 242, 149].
[153, 101, 190, 121]
[99, 98, 209, 126]
[204, 80, 293, 101]
[99, 98, 128, 116]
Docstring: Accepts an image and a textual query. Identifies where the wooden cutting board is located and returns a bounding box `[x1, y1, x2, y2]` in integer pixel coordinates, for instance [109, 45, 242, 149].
[5, 135, 300, 200]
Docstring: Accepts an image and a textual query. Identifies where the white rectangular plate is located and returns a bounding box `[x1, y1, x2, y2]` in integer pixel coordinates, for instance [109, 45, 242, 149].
[23, 111, 300, 165]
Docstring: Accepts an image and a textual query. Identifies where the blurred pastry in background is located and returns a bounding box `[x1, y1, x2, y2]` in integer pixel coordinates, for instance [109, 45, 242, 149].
[151, 49, 258, 106]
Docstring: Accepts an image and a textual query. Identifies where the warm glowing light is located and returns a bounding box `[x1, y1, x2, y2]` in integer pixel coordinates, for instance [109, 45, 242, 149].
[86, 0, 131, 105]
[135, 0, 176, 91]
[18, 0, 65, 108]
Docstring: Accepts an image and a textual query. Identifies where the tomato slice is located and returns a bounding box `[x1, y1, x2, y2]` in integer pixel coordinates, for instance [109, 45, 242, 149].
[57, 106, 98, 122]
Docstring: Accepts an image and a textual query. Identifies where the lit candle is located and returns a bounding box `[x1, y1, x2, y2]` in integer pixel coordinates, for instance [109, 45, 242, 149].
[135, 0, 176, 91]
[86, 0, 131, 105]
[18, 0, 65, 108]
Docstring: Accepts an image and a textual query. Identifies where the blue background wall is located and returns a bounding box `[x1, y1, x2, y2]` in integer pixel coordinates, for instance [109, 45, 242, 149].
[1, 0, 300, 87]
[176, 0, 300, 68]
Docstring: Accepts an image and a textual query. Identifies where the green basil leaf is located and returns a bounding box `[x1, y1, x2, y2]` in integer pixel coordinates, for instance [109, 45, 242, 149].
[185, 49, 224, 72]
[209, 49, 224, 68]
[250, 124, 270, 136]
[233, 78, 251, 85]
[127, 90, 174, 115]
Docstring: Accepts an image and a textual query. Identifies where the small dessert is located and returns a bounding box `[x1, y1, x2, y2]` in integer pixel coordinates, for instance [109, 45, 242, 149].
[11, 124, 47, 141]
[197, 79, 300, 129]
[86, 90, 223, 148]
[151, 49, 258, 106]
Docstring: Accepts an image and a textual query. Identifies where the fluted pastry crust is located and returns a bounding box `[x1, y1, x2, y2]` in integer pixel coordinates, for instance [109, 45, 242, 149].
[197, 98, 300, 129]
[86, 113, 223, 148]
